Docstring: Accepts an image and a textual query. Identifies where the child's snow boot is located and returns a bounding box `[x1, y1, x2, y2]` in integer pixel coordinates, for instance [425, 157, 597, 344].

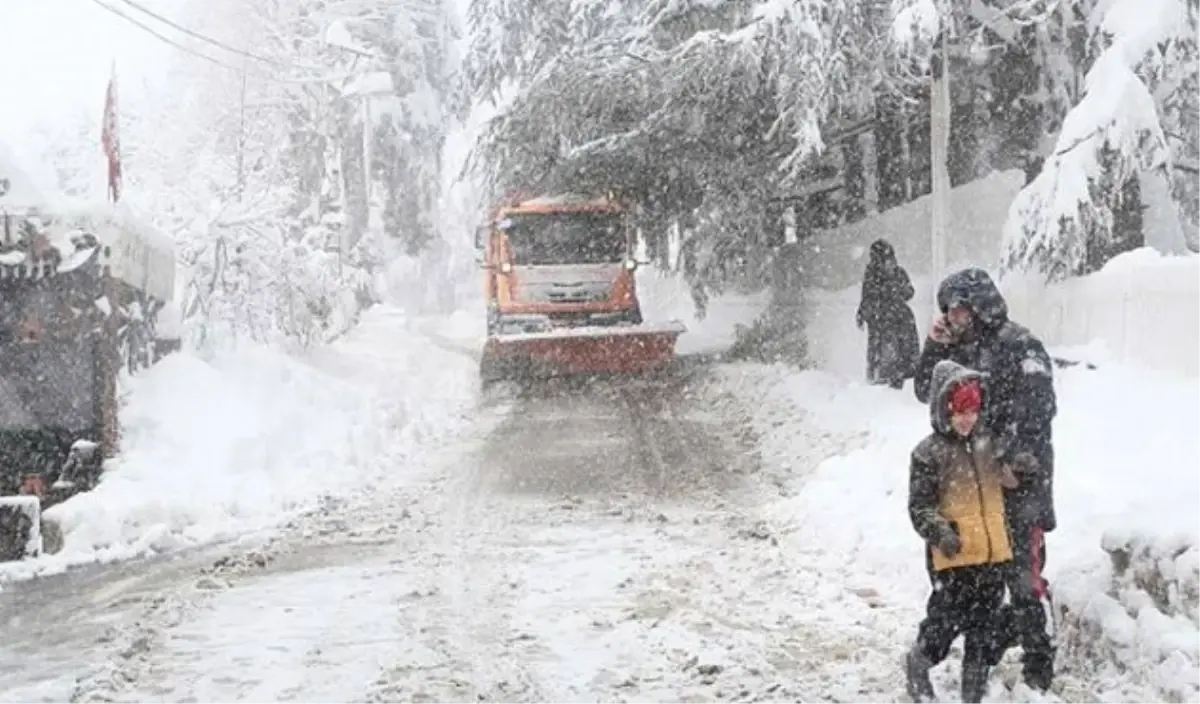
[1022, 650, 1054, 693]
[905, 648, 936, 703]
[961, 662, 990, 703]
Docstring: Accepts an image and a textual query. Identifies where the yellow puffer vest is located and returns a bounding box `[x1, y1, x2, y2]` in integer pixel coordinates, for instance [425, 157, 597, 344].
[930, 438, 1014, 571]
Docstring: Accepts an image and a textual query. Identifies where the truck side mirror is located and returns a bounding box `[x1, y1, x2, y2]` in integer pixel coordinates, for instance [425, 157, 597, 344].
[474, 225, 488, 251]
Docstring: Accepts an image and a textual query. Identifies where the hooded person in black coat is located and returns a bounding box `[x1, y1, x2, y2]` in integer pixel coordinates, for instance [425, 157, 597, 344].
[856, 239, 920, 389]
[913, 267, 1058, 693]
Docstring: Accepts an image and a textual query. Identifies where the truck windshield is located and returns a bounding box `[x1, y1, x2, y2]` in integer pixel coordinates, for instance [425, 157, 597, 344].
[504, 212, 625, 265]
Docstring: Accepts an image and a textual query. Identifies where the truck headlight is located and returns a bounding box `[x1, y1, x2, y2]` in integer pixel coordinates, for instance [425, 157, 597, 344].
[500, 262, 512, 274]
[623, 259, 637, 271]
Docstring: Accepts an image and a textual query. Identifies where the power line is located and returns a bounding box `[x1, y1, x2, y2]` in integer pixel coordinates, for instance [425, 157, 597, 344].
[88, 0, 355, 85]
[111, 0, 324, 72]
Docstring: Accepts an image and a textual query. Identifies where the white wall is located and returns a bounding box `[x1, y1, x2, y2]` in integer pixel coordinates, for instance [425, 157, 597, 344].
[799, 171, 1200, 379]
[794, 169, 1026, 294]
[1003, 250, 1200, 376]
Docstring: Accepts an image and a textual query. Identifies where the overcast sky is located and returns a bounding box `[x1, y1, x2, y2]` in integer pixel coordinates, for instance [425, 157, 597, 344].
[0, 0, 180, 192]
[0, 3, 175, 138]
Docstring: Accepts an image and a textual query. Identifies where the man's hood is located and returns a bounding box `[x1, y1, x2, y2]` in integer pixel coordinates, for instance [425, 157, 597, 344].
[929, 359, 986, 435]
[936, 267, 1009, 329]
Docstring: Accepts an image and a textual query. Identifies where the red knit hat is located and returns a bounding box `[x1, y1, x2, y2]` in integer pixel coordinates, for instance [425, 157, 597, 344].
[948, 379, 983, 415]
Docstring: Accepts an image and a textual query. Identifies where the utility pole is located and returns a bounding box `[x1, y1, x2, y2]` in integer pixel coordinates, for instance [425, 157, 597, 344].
[930, 17, 952, 300]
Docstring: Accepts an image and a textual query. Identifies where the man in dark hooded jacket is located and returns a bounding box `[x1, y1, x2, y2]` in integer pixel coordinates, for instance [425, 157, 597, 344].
[913, 267, 1057, 692]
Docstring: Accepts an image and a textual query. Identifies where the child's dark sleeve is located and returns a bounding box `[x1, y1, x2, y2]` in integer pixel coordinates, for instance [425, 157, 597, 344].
[908, 441, 950, 544]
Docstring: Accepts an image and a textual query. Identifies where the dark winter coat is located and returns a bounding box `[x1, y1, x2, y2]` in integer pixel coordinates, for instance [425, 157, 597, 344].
[913, 268, 1058, 532]
[856, 240, 920, 385]
[909, 359, 1015, 572]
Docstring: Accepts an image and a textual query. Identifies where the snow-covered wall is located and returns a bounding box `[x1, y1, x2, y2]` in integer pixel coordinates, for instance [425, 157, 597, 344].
[794, 169, 1025, 294]
[806, 250, 1200, 379]
[798, 169, 1200, 378]
[1002, 250, 1199, 376]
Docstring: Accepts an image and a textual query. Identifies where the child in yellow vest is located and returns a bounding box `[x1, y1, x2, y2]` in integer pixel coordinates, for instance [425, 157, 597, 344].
[904, 359, 1020, 703]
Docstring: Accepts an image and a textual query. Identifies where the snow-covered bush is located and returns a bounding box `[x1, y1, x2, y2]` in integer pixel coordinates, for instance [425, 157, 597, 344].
[1058, 530, 1199, 702]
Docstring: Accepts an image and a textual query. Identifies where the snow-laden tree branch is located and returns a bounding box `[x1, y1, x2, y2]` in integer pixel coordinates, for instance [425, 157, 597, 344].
[463, 0, 889, 292]
[1002, 0, 1197, 280]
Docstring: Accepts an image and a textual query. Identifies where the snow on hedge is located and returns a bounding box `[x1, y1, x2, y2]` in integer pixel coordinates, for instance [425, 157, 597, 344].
[1058, 530, 1199, 701]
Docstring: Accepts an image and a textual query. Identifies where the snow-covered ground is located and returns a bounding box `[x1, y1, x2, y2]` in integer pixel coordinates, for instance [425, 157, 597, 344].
[0, 251, 1195, 703]
[714, 352, 1199, 702]
[0, 305, 479, 585]
[636, 264, 769, 356]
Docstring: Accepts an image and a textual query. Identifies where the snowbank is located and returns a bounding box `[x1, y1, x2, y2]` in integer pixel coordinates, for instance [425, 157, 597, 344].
[0, 305, 477, 583]
[1059, 529, 1200, 701]
[717, 354, 1198, 701]
[636, 265, 769, 356]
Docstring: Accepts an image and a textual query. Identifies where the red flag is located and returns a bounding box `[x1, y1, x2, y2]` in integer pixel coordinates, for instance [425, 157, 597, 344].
[101, 65, 122, 203]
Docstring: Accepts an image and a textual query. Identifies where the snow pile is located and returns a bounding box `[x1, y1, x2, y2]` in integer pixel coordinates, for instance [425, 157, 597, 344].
[636, 265, 769, 356]
[716, 354, 1198, 701]
[0, 305, 477, 583]
[1048, 358, 1200, 700]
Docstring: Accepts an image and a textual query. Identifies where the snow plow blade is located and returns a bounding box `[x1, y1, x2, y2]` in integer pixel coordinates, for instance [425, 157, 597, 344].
[481, 321, 686, 383]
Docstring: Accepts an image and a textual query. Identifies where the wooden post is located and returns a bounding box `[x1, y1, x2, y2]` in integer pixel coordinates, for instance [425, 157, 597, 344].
[930, 24, 952, 298]
[100, 248, 121, 459]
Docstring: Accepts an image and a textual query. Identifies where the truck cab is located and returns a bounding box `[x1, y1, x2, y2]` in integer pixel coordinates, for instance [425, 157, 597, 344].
[477, 193, 643, 337]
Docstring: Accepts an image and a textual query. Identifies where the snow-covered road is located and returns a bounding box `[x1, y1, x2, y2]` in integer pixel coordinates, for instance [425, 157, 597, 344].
[0, 307, 833, 703]
[0, 299, 1194, 703]
[27, 393, 823, 701]
[0, 301, 925, 703]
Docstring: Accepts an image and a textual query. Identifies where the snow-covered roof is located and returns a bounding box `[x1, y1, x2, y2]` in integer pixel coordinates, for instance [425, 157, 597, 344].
[0, 198, 175, 302]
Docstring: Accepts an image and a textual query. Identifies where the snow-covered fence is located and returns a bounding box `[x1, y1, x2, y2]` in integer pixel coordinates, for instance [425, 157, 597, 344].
[1057, 530, 1199, 702]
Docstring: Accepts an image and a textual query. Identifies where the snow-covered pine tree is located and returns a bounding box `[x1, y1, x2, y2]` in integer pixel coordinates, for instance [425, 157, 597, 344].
[462, 0, 885, 293]
[1002, 0, 1197, 280]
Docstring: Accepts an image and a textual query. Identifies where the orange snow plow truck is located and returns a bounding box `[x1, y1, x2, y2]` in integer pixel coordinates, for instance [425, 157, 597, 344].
[476, 192, 685, 386]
